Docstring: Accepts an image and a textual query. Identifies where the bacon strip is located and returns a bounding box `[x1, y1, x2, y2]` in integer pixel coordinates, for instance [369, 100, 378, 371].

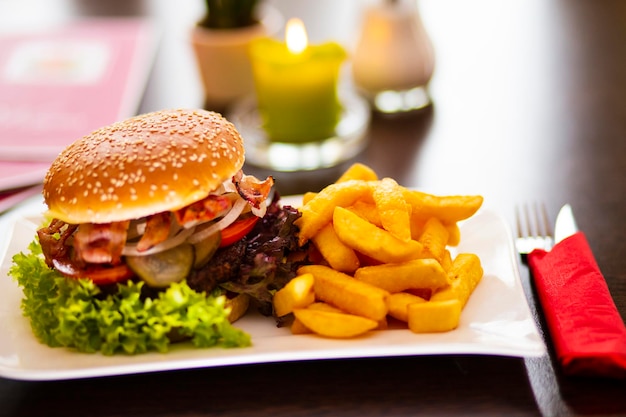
[233, 171, 274, 209]
[136, 212, 172, 252]
[174, 194, 231, 227]
[37, 219, 77, 268]
[38, 219, 134, 282]
[73, 221, 130, 265]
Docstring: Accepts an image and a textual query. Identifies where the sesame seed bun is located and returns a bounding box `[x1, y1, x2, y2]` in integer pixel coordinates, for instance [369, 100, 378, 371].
[43, 109, 245, 224]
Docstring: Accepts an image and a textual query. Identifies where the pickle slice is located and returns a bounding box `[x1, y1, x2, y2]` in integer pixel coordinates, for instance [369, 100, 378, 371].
[126, 243, 194, 288]
[193, 232, 221, 269]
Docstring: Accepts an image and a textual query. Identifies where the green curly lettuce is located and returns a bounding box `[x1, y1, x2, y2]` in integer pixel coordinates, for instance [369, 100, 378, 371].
[9, 240, 251, 355]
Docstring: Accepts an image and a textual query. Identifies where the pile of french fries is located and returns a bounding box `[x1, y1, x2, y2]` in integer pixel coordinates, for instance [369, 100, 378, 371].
[273, 163, 485, 338]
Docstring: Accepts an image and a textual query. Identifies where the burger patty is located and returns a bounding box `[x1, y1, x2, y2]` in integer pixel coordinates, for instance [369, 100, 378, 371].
[186, 239, 247, 294]
[185, 199, 306, 316]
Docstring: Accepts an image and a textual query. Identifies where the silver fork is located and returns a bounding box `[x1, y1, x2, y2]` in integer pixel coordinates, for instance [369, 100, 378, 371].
[515, 203, 554, 259]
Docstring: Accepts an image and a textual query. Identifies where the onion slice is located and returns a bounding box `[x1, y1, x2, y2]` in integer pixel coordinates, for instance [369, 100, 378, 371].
[126, 219, 147, 240]
[251, 199, 267, 218]
[188, 197, 248, 244]
[122, 226, 195, 257]
[122, 191, 257, 255]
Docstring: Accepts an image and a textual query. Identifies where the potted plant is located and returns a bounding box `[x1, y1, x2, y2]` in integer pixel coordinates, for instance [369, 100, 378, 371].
[198, 0, 259, 29]
[191, 0, 283, 111]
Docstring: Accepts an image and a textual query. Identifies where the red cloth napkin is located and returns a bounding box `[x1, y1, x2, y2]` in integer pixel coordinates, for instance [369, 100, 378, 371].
[528, 232, 626, 379]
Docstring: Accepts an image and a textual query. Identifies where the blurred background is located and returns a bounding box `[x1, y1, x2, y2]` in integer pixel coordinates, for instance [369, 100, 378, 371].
[1, 0, 625, 220]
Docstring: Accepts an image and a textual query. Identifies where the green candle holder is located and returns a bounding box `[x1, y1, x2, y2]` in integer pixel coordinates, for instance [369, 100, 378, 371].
[249, 36, 347, 143]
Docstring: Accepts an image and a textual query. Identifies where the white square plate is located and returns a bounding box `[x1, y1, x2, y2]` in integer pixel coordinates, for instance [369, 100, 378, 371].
[0, 196, 545, 381]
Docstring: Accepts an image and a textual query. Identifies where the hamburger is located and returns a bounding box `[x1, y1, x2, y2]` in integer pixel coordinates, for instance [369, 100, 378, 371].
[10, 109, 303, 355]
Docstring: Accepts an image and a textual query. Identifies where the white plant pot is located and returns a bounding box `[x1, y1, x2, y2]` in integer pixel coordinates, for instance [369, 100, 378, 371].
[191, 6, 283, 111]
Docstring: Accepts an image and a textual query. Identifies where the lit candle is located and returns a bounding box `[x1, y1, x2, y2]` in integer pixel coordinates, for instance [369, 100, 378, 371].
[249, 18, 347, 143]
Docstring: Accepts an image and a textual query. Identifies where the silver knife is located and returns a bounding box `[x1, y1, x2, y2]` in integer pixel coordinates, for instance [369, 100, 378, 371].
[554, 204, 579, 244]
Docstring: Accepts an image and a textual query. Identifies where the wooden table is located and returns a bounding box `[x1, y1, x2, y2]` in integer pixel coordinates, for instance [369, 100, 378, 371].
[1, 1, 625, 416]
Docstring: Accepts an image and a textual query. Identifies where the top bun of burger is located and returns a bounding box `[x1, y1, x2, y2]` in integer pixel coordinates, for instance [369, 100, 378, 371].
[43, 109, 245, 224]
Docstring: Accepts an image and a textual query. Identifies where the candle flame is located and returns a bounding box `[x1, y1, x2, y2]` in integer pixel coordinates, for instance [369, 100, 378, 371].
[286, 18, 308, 54]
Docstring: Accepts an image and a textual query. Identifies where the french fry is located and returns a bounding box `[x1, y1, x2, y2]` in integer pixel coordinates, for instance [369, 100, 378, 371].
[336, 162, 378, 183]
[273, 273, 315, 317]
[295, 180, 372, 245]
[290, 319, 311, 335]
[405, 287, 433, 300]
[446, 223, 461, 246]
[418, 217, 449, 262]
[302, 192, 317, 205]
[407, 299, 462, 333]
[409, 216, 427, 241]
[386, 292, 427, 322]
[430, 253, 483, 308]
[333, 206, 423, 264]
[311, 223, 360, 273]
[440, 249, 453, 272]
[306, 302, 387, 330]
[290, 302, 346, 335]
[372, 178, 412, 242]
[403, 190, 483, 224]
[307, 301, 344, 313]
[354, 259, 449, 293]
[346, 200, 382, 228]
[298, 264, 389, 321]
[288, 164, 486, 338]
[293, 309, 378, 338]
[375, 316, 389, 330]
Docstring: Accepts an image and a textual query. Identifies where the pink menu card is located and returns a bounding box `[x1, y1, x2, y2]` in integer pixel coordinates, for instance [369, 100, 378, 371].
[0, 17, 156, 190]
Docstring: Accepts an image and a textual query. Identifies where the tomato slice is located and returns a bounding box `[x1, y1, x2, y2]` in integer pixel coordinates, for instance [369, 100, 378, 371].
[220, 216, 259, 247]
[53, 258, 135, 285]
[84, 264, 135, 285]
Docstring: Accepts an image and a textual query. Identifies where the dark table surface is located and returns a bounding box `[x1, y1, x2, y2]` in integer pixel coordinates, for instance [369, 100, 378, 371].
[1, 0, 625, 416]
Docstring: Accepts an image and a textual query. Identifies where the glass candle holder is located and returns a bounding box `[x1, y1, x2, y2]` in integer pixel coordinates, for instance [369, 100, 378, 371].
[232, 18, 370, 171]
[352, 0, 435, 113]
